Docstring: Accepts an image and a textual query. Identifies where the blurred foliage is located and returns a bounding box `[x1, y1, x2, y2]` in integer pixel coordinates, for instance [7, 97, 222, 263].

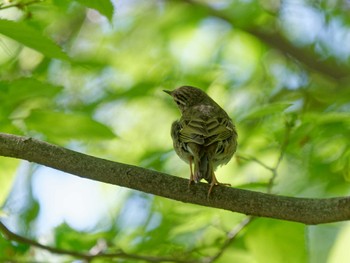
[0, 0, 350, 262]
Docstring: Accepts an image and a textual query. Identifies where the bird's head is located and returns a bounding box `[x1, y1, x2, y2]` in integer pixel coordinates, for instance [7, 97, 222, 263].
[163, 86, 208, 113]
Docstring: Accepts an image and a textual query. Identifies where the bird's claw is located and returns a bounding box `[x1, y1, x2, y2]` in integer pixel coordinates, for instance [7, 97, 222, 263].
[207, 181, 231, 199]
[188, 179, 195, 188]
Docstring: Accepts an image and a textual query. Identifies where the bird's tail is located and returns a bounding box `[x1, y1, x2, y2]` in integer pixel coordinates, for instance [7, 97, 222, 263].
[194, 153, 213, 183]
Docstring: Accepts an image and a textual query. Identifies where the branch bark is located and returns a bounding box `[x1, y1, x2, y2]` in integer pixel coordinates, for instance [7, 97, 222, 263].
[1, 132, 350, 225]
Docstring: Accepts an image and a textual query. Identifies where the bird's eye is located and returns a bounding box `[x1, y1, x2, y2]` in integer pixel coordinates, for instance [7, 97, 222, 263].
[174, 99, 182, 105]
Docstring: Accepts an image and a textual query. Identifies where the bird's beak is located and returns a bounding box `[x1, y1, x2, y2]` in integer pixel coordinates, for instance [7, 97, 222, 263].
[163, 90, 173, 96]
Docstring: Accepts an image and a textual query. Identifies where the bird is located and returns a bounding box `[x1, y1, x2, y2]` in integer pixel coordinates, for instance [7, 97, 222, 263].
[163, 86, 237, 197]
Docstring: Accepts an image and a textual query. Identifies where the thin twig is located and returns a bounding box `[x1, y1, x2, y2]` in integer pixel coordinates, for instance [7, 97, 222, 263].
[237, 155, 275, 172]
[267, 121, 293, 193]
[0, 221, 196, 263]
[203, 217, 254, 263]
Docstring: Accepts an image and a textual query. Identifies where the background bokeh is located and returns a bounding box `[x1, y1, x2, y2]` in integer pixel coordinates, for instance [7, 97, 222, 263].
[1, 0, 350, 262]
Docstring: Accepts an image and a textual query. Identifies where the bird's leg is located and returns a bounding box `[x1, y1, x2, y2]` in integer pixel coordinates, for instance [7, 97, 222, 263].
[207, 172, 231, 198]
[188, 157, 195, 186]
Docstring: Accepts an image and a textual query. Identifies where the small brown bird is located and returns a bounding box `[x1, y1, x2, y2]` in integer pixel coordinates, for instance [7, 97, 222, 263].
[164, 86, 237, 197]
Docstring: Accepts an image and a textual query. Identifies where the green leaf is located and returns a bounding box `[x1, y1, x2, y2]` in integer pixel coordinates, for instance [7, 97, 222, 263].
[75, 0, 114, 22]
[0, 78, 63, 133]
[240, 102, 292, 121]
[0, 19, 69, 60]
[0, 232, 30, 258]
[246, 219, 307, 263]
[0, 78, 63, 109]
[55, 223, 112, 251]
[305, 112, 350, 125]
[25, 110, 115, 142]
[0, 157, 18, 207]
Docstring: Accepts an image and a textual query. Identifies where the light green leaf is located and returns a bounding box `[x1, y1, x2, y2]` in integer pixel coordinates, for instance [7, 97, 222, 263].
[0, 19, 69, 60]
[75, 0, 114, 21]
[0, 157, 18, 208]
[25, 110, 115, 142]
[305, 112, 350, 125]
[246, 219, 307, 263]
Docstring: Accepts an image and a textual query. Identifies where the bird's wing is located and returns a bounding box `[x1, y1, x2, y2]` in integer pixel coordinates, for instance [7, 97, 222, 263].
[179, 123, 205, 145]
[204, 118, 235, 146]
[179, 117, 235, 146]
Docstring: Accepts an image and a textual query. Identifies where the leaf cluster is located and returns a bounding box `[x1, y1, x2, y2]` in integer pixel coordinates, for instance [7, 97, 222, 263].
[1, 0, 350, 262]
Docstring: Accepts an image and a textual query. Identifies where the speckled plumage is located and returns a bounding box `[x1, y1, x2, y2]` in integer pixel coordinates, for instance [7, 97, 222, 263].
[164, 86, 237, 196]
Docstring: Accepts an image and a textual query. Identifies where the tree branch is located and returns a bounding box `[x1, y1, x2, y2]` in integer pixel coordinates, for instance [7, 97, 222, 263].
[0, 221, 194, 263]
[179, 0, 350, 80]
[0, 132, 350, 225]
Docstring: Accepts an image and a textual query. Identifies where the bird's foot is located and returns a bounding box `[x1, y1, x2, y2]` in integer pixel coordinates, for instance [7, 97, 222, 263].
[188, 158, 196, 188]
[207, 180, 231, 199]
[188, 178, 196, 188]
